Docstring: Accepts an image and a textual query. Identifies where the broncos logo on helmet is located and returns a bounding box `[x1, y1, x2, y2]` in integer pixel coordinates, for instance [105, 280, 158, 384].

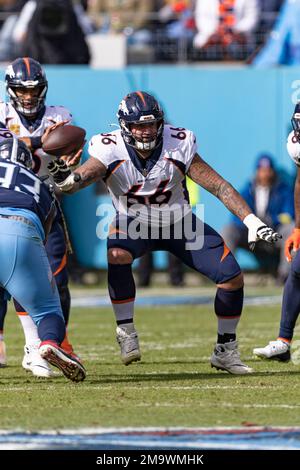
[117, 91, 164, 151]
[5, 57, 48, 118]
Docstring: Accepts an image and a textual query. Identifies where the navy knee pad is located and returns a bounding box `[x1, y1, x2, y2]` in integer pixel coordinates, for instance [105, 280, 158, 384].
[108, 263, 135, 302]
[214, 286, 244, 317]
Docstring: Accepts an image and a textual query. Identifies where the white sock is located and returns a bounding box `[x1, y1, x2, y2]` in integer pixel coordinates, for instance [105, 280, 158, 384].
[112, 301, 134, 325]
[17, 314, 40, 345]
[0, 333, 4, 342]
[217, 317, 240, 335]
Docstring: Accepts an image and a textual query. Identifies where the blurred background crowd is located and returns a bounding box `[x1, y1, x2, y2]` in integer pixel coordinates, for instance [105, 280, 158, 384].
[0, 0, 298, 66]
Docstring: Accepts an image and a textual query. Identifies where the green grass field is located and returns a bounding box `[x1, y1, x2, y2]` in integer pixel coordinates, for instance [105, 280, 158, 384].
[1, 289, 300, 431]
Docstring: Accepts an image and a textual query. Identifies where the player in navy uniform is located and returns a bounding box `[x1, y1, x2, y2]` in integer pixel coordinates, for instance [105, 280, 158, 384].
[50, 91, 280, 374]
[0, 136, 85, 382]
[254, 103, 300, 362]
[0, 58, 80, 375]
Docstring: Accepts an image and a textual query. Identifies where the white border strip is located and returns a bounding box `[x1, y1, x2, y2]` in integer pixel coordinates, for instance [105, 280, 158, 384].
[1, 425, 300, 435]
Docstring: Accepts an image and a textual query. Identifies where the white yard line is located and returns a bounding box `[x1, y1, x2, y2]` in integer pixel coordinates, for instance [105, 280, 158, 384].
[0, 384, 288, 392]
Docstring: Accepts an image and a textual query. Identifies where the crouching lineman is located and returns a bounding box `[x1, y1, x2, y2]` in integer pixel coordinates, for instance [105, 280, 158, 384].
[49, 91, 280, 375]
[254, 103, 300, 362]
[0, 136, 85, 382]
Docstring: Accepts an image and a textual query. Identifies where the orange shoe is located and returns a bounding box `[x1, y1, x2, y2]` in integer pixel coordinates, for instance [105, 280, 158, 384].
[60, 335, 81, 362]
[39, 340, 86, 382]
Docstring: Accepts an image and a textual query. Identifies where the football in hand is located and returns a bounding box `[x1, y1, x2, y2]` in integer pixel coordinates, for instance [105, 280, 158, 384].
[42, 125, 86, 157]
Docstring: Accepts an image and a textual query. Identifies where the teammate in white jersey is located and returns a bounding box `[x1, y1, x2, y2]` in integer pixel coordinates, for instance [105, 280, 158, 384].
[50, 91, 280, 375]
[0, 58, 80, 375]
[254, 103, 300, 362]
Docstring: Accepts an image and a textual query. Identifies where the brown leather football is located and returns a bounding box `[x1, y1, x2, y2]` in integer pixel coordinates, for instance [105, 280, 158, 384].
[42, 125, 86, 157]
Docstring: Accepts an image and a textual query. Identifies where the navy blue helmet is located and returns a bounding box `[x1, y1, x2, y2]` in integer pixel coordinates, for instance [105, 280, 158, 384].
[117, 91, 164, 151]
[5, 57, 48, 117]
[0, 138, 33, 169]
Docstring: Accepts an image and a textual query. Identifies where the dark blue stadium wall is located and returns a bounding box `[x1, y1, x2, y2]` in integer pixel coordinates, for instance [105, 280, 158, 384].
[1, 65, 299, 268]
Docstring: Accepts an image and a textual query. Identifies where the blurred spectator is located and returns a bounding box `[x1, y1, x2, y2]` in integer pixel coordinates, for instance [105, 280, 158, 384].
[253, 0, 300, 66]
[258, 0, 284, 33]
[158, 0, 196, 41]
[0, 1, 26, 27]
[87, 0, 156, 47]
[193, 0, 259, 60]
[222, 154, 294, 283]
[73, 0, 95, 35]
[13, 0, 91, 64]
[0, 0, 26, 61]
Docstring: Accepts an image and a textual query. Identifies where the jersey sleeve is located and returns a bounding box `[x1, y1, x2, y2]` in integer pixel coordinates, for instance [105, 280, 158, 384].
[287, 131, 300, 166]
[184, 130, 198, 173]
[88, 134, 113, 169]
[51, 106, 73, 124]
[169, 128, 197, 173]
[59, 106, 73, 124]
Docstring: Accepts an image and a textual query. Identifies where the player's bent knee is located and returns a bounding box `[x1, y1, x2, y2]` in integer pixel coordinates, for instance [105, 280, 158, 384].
[108, 248, 133, 265]
[217, 272, 244, 290]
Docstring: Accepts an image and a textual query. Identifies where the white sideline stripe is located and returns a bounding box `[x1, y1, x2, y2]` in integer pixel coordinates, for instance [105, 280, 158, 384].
[0, 425, 300, 435]
[1, 426, 300, 451]
[71, 294, 282, 308]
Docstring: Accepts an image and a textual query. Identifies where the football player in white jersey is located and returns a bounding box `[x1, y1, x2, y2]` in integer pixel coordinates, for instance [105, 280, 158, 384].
[51, 91, 280, 375]
[0, 57, 80, 376]
[254, 103, 300, 362]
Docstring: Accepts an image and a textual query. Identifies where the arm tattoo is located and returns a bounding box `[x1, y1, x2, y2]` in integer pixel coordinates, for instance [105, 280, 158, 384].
[71, 157, 106, 193]
[294, 167, 300, 227]
[188, 153, 252, 221]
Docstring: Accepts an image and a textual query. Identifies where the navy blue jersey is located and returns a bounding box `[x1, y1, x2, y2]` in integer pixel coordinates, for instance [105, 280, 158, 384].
[0, 158, 55, 228]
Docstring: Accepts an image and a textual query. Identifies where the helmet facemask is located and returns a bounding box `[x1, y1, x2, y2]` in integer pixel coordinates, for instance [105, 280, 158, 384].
[7, 82, 48, 118]
[121, 118, 164, 151]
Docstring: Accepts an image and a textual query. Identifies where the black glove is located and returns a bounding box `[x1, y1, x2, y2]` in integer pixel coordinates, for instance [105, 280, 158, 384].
[48, 159, 71, 185]
[48, 159, 81, 191]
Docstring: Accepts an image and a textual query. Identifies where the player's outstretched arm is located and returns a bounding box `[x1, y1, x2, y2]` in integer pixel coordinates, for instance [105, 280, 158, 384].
[188, 153, 281, 250]
[188, 153, 252, 220]
[49, 156, 106, 194]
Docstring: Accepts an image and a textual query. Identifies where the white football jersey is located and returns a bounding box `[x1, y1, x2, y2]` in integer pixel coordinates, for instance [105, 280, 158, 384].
[0, 102, 72, 178]
[287, 130, 300, 166]
[89, 125, 197, 226]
